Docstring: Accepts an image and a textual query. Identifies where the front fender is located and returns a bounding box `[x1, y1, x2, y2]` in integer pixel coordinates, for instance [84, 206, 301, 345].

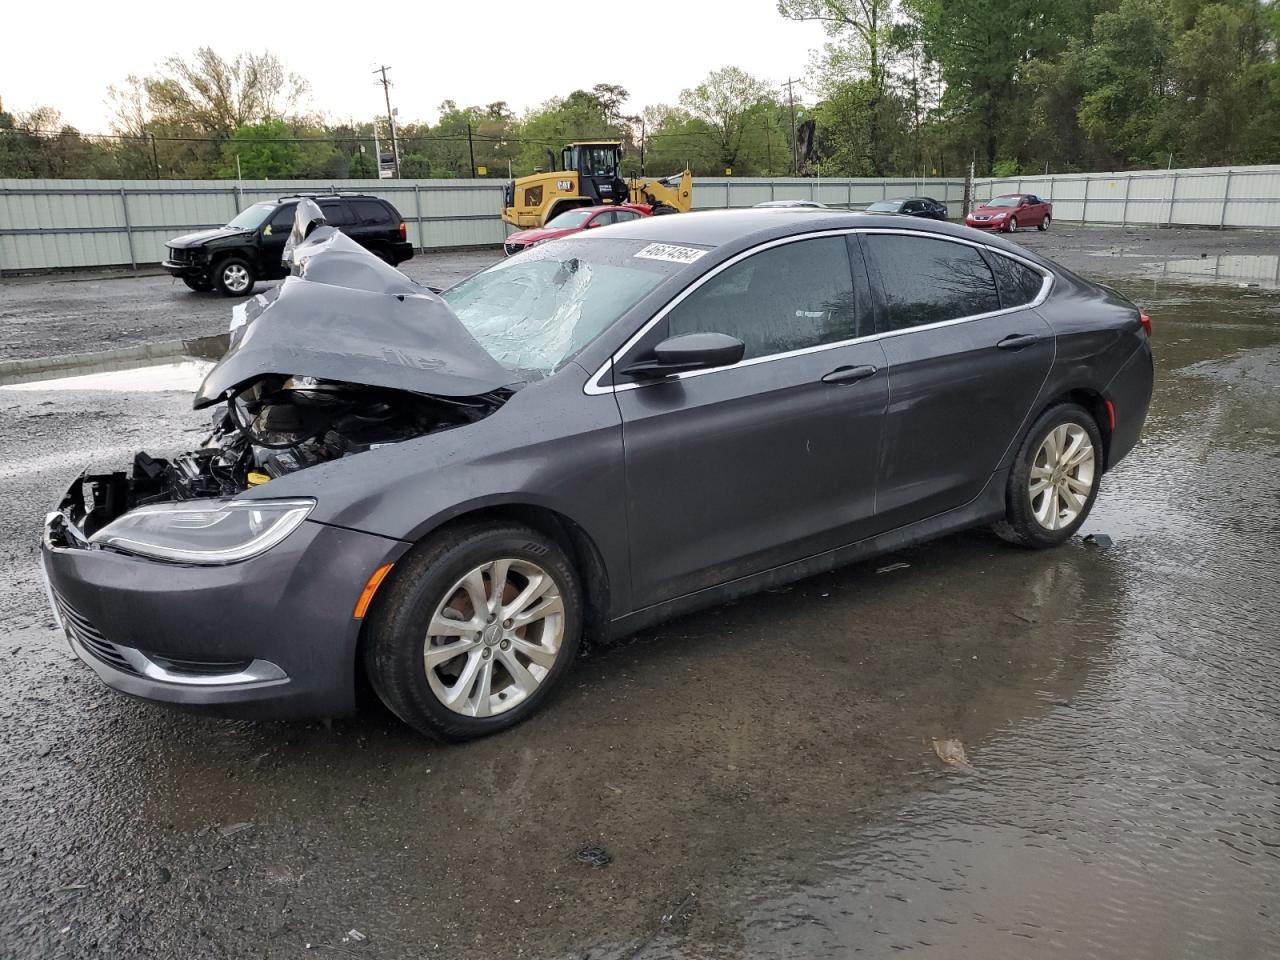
[247, 372, 631, 614]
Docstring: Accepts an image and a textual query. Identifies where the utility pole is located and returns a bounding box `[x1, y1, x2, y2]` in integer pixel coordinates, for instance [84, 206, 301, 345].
[373, 65, 401, 178]
[782, 77, 801, 177]
[639, 116, 646, 176]
[466, 122, 476, 178]
[149, 133, 159, 179]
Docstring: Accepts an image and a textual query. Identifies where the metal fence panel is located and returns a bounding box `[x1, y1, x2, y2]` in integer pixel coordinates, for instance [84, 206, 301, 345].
[974, 164, 1280, 229]
[5, 165, 1278, 273]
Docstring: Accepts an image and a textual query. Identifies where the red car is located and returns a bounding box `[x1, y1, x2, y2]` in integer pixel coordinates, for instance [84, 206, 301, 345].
[964, 193, 1052, 233]
[503, 204, 651, 255]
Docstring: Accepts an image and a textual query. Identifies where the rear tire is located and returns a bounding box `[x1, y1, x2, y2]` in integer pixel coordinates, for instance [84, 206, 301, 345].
[993, 402, 1103, 549]
[363, 522, 583, 741]
[181, 276, 213, 292]
[214, 257, 255, 297]
[1038, 215, 1051, 231]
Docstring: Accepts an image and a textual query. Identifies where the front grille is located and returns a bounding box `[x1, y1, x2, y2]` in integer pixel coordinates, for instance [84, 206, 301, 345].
[167, 247, 194, 262]
[53, 593, 139, 675]
[504, 242, 523, 256]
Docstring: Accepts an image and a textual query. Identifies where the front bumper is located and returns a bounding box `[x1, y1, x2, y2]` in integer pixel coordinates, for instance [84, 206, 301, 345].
[964, 218, 1004, 230]
[161, 258, 207, 278]
[41, 510, 409, 720]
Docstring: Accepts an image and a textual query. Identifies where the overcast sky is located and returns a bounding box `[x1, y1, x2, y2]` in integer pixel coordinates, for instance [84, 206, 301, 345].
[1, 2, 828, 131]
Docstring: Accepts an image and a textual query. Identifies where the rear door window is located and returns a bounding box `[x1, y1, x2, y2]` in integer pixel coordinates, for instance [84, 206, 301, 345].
[664, 236, 870, 360]
[318, 200, 352, 226]
[986, 252, 1045, 308]
[862, 235, 1001, 331]
[350, 199, 391, 224]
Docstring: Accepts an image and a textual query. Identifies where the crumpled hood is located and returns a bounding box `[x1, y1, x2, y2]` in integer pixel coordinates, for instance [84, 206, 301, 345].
[168, 226, 250, 248]
[193, 226, 513, 408]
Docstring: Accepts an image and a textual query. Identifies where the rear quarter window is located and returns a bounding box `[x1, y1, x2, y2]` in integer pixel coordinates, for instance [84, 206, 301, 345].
[987, 253, 1045, 308]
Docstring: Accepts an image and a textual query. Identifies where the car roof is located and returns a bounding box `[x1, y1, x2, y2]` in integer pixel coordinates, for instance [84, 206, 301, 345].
[587, 207, 1045, 261]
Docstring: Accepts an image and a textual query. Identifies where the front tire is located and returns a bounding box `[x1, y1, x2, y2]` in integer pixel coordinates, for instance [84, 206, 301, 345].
[994, 402, 1103, 548]
[214, 257, 255, 297]
[1006, 217, 1019, 233]
[364, 522, 583, 741]
[1038, 215, 1051, 231]
[181, 276, 213, 292]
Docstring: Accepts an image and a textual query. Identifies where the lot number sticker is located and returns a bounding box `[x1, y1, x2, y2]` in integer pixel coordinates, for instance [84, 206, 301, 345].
[635, 243, 707, 264]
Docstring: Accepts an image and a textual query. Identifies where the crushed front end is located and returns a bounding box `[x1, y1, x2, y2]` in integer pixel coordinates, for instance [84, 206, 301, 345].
[40, 213, 514, 720]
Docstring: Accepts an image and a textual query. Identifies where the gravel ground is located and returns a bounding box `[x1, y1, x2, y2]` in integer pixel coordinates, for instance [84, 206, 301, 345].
[1, 224, 1278, 958]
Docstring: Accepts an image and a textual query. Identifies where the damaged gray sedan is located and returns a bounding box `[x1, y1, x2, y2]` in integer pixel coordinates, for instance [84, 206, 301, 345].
[40, 203, 1153, 740]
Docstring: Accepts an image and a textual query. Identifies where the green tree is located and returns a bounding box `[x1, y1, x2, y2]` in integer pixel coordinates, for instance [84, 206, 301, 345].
[779, 0, 898, 173]
[220, 120, 302, 178]
[679, 68, 777, 172]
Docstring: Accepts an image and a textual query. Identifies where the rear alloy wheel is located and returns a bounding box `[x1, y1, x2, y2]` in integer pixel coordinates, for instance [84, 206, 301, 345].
[214, 257, 255, 297]
[994, 402, 1102, 548]
[364, 522, 582, 740]
[1006, 217, 1019, 233]
[1038, 215, 1051, 232]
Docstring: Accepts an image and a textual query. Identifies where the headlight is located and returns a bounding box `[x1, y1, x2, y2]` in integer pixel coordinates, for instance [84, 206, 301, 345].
[89, 498, 315, 565]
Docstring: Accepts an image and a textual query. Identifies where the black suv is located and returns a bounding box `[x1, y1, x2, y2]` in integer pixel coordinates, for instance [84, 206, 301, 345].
[860, 196, 950, 220]
[163, 194, 414, 296]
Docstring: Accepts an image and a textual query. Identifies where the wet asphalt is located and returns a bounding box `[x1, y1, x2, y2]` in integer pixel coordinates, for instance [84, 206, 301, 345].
[1, 226, 1278, 958]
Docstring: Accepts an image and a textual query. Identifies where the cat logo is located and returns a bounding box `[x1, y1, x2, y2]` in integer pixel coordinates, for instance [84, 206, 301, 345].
[557, 180, 573, 191]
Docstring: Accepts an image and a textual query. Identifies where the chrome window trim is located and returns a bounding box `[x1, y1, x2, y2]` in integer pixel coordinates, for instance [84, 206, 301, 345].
[583, 227, 1054, 396]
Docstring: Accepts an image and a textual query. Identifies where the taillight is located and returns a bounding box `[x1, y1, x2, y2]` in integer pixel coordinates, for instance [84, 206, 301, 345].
[398, 221, 407, 242]
[1139, 313, 1151, 336]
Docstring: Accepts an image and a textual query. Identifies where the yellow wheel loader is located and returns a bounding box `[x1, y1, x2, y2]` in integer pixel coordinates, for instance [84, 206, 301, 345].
[501, 140, 693, 229]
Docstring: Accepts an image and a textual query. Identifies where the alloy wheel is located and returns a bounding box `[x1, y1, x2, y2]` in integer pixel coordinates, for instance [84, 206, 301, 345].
[1029, 423, 1096, 530]
[222, 263, 250, 293]
[423, 559, 565, 717]
[1008, 217, 1018, 233]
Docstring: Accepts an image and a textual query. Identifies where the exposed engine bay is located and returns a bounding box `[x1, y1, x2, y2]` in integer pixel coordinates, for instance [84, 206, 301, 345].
[50, 200, 519, 544]
[65, 377, 505, 539]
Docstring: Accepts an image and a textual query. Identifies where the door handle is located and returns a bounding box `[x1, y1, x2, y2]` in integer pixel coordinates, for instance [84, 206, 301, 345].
[821, 364, 878, 385]
[997, 333, 1042, 351]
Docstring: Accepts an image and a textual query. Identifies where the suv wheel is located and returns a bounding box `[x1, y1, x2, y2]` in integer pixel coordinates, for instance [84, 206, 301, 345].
[214, 257, 255, 297]
[994, 402, 1103, 548]
[364, 521, 583, 741]
[181, 276, 213, 292]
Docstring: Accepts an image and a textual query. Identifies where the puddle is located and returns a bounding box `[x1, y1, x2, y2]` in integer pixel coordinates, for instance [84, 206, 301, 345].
[1145, 254, 1280, 289]
[0, 333, 226, 389]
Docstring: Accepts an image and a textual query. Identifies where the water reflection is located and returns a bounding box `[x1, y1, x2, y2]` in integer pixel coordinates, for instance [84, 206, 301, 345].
[1148, 254, 1280, 289]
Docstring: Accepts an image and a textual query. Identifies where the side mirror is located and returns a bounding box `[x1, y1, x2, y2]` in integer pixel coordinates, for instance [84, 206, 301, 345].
[620, 332, 746, 379]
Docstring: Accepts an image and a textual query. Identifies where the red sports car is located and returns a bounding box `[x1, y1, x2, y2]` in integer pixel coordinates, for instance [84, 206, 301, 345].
[503, 204, 651, 256]
[964, 194, 1052, 233]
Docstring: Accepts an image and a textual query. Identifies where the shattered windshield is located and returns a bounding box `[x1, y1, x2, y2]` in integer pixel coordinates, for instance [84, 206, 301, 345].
[227, 202, 275, 230]
[442, 238, 694, 377]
